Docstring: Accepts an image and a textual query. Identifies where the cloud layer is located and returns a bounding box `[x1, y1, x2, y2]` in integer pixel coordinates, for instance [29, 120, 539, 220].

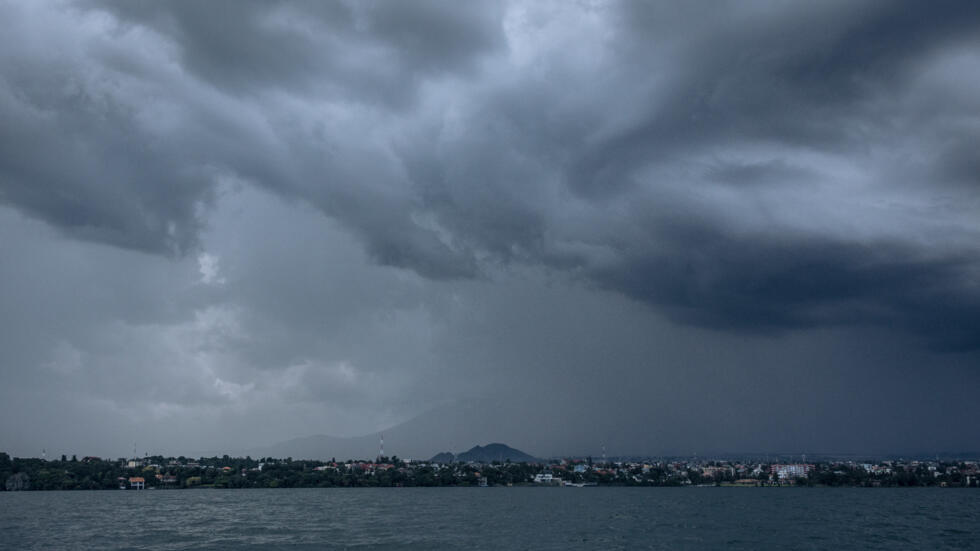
[1, 0, 979, 458]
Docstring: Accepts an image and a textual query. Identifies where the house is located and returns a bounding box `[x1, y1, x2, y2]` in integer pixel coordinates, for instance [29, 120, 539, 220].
[771, 464, 813, 480]
[157, 474, 178, 485]
[129, 477, 145, 490]
[532, 473, 562, 485]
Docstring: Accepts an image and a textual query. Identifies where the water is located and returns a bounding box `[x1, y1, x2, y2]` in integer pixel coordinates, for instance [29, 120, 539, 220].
[1, 487, 978, 550]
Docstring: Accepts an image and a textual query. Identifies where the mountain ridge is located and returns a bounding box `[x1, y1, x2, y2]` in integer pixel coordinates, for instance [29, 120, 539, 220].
[237, 400, 539, 461]
[431, 443, 537, 463]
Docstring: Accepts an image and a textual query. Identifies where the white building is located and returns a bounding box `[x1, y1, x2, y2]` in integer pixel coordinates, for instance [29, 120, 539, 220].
[533, 473, 562, 485]
[772, 464, 812, 480]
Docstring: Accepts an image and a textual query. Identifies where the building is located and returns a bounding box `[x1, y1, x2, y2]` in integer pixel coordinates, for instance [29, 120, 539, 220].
[532, 473, 563, 485]
[771, 464, 813, 480]
[157, 474, 178, 485]
[128, 477, 145, 490]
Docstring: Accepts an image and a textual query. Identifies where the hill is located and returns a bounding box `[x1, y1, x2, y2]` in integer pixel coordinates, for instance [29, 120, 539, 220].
[432, 443, 537, 463]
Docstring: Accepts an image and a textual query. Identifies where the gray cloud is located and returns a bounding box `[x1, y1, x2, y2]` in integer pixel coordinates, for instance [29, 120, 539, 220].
[1, 0, 979, 458]
[91, 0, 505, 103]
[591, 226, 980, 350]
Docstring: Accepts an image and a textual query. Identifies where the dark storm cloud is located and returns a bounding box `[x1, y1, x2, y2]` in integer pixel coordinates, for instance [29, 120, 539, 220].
[569, 0, 980, 198]
[591, 226, 980, 351]
[3, 0, 979, 348]
[558, 0, 980, 349]
[91, 0, 505, 102]
[0, 56, 213, 255]
[2, 0, 980, 458]
[408, 0, 980, 349]
[0, 0, 505, 259]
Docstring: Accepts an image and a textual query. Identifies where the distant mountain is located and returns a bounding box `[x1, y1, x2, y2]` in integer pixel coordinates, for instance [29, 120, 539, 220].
[240, 400, 542, 461]
[431, 443, 537, 463]
[430, 451, 455, 463]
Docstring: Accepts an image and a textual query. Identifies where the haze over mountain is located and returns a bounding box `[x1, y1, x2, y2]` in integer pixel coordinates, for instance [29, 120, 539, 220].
[1, 1, 979, 460]
[241, 403, 485, 461]
[240, 401, 546, 461]
[241, 411, 539, 463]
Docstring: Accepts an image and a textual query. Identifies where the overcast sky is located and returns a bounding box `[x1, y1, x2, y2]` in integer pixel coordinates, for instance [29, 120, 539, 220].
[1, 0, 979, 459]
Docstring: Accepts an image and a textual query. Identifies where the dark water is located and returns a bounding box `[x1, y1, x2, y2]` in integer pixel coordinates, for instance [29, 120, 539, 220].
[1, 487, 978, 550]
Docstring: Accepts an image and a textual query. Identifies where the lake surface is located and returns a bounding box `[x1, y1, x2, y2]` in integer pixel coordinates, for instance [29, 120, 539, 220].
[1, 487, 978, 550]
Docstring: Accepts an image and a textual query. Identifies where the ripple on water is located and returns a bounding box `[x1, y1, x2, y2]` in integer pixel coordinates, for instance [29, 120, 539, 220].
[0, 488, 978, 550]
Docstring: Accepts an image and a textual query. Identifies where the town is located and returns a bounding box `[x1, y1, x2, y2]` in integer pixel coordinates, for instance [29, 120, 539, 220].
[2, 451, 978, 490]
